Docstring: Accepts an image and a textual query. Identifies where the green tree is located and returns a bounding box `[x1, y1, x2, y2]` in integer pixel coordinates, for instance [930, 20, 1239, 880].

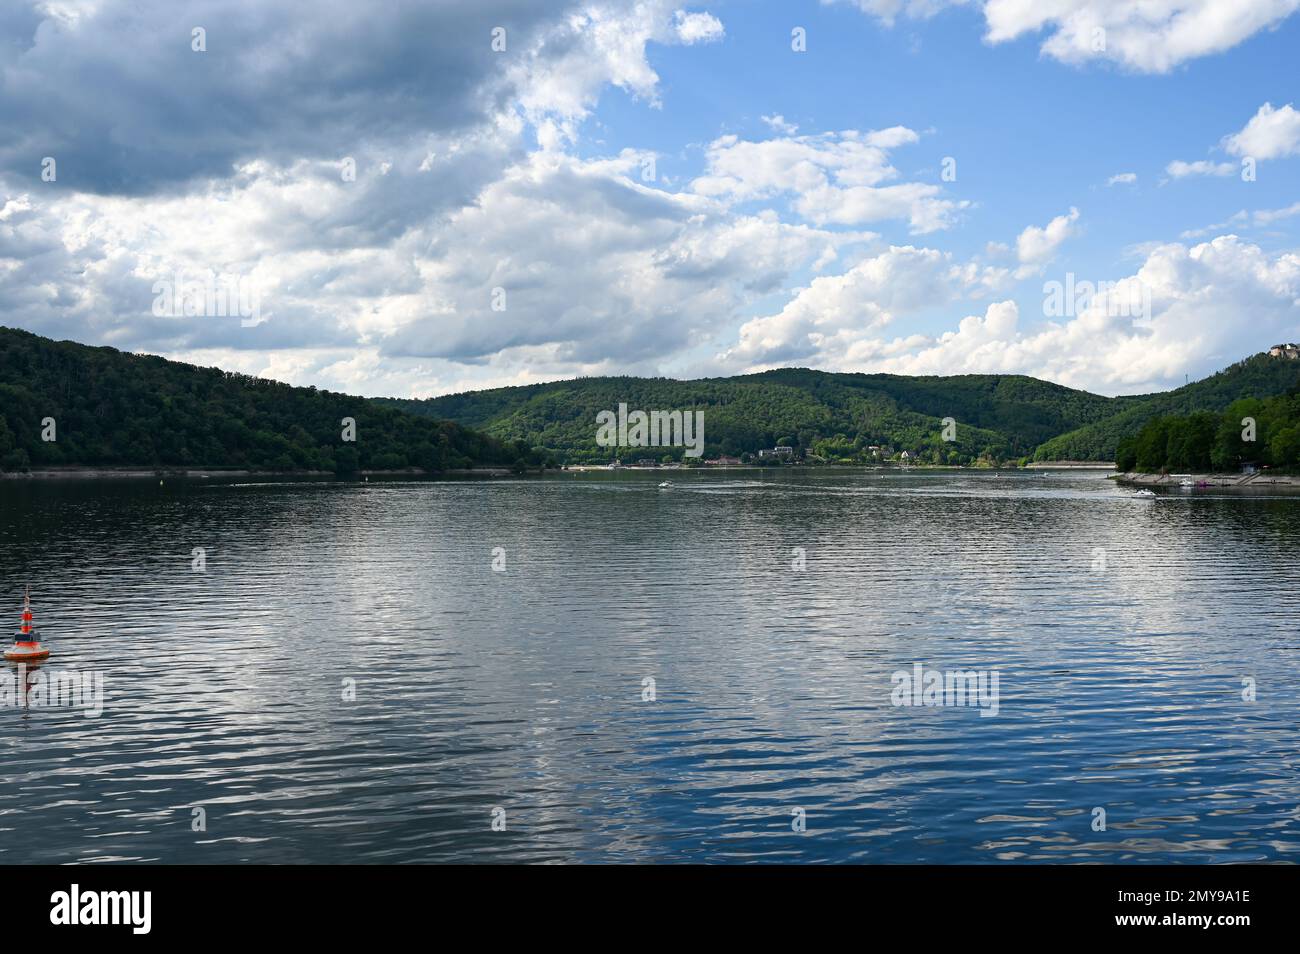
[1115, 436, 1138, 472]
[1269, 424, 1300, 468]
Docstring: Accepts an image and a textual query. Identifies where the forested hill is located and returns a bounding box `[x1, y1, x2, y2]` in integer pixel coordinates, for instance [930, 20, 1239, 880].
[378, 368, 1129, 464]
[6, 325, 1294, 472]
[0, 327, 531, 473]
[1117, 391, 1300, 473]
[1032, 354, 1300, 462]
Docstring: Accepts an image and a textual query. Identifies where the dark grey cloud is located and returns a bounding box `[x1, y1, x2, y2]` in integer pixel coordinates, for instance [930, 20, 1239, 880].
[0, 0, 570, 195]
[1, 0, 833, 397]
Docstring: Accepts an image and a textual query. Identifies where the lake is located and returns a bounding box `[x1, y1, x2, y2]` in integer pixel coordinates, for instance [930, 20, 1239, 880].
[2, 469, 1299, 864]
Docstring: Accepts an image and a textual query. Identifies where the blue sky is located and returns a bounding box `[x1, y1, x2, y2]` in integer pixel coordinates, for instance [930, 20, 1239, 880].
[1, 0, 1298, 397]
[581, 2, 1300, 372]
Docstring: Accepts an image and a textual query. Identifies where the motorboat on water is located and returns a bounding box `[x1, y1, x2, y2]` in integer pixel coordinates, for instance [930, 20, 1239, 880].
[5, 586, 49, 662]
[658, 480, 673, 489]
[1132, 488, 1157, 498]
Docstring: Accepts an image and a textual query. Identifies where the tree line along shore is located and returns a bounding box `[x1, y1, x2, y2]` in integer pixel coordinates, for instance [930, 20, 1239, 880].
[3, 326, 1299, 476]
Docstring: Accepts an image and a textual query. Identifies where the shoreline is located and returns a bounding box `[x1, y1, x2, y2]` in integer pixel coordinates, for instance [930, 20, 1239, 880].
[1024, 460, 1114, 469]
[1113, 471, 1300, 491]
[0, 466, 519, 481]
[565, 462, 1114, 472]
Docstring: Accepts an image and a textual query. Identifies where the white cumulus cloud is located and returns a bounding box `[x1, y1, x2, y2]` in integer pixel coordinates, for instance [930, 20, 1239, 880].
[1222, 102, 1300, 159]
[1165, 159, 1236, 178]
[718, 234, 1300, 394]
[1015, 207, 1080, 277]
[690, 128, 967, 234]
[718, 244, 1006, 369]
[832, 0, 1300, 73]
[674, 9, 724, 43]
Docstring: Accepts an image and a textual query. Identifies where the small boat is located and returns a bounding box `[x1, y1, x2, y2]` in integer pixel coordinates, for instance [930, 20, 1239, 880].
[1132, 488, 1157, 498]
[5, 586, 49, 662]
[1179, 478, 1194, 487]
[658, 480, 673, 489]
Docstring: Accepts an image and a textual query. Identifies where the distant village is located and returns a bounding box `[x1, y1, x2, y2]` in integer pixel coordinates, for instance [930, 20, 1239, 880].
[586, 444, 912, 469]
[568, 345, 1300, 471]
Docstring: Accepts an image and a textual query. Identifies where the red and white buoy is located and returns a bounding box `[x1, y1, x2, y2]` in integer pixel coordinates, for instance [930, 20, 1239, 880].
[5, 586, 49, 662]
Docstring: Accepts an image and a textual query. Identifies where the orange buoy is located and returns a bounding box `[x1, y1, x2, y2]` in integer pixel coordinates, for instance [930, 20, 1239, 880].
[5, 586, 49, 662]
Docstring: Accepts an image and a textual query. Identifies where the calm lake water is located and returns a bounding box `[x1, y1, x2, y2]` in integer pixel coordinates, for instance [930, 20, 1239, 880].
[2, 469, 1299, 864]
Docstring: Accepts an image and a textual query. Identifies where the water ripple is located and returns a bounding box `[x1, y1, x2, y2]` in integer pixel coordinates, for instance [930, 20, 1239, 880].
[1, 469, 1299, 863]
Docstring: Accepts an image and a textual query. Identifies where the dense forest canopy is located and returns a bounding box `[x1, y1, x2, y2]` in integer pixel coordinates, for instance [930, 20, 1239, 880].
[1117, 392, 1300, 473]
[380, 356, 1300, 466]
[0, 327, 533, 474]
[1033, 354, 1300, 462]
[5, 325, 1298, 472]
[378, 368, 1122, 465]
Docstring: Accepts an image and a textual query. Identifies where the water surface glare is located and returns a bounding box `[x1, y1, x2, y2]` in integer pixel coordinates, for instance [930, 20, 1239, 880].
[2, 469, 1298, 863]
